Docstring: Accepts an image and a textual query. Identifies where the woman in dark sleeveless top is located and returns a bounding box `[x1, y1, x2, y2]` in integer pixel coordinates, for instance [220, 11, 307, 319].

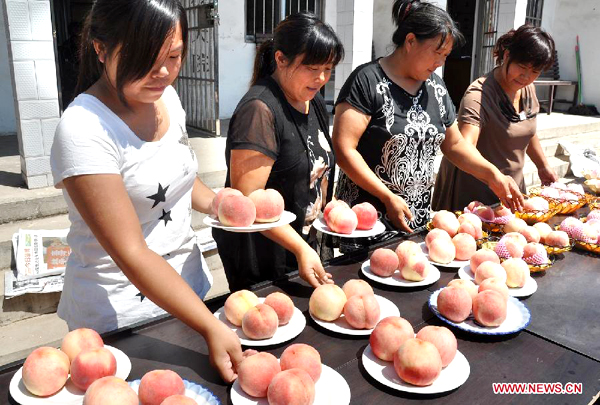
[213, 13, 343, 291]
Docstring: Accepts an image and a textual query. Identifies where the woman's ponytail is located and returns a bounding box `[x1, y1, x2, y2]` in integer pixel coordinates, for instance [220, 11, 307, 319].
[251, 39, 276, 86]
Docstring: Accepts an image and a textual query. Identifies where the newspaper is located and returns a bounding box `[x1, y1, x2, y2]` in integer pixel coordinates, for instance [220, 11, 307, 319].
[4, 270, 64, 298]
[15, 229, 70, 280]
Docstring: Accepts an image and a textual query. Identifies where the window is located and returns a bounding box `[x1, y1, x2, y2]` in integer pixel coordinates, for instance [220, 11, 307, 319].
[246, 0, 323, 43]
[525, 0, 544, 27]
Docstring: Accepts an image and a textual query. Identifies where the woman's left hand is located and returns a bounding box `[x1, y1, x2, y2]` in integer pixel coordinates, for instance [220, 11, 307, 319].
[296, 246, 333, 288]
[488, 172, 524, 212]
[538, 166, 559, 186]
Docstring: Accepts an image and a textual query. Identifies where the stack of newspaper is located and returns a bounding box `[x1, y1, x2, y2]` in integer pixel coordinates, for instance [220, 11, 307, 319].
[4, 229, 70, 299]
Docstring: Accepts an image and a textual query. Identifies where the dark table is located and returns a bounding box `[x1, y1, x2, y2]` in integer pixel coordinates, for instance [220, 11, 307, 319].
[2, 216, 600, 404]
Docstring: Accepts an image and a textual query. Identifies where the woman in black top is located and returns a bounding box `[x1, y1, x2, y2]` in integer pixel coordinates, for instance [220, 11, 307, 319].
[334, 0, 524, 237]
[213, 13, 343, 291]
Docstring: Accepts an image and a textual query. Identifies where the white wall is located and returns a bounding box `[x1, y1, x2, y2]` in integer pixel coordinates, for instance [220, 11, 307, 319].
[0, 3, 17, 135]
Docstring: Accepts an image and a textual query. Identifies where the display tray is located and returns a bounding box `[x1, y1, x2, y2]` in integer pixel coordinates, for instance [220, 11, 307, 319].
[457, 264, 538, 298]
[129, 379, 221, 404]
[203, 210, 296, 233]
[312, 217, 386, 238]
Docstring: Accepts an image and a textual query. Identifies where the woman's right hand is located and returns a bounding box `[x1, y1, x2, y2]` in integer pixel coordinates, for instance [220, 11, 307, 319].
[204, 318, 245, 383]
[296, 245, 333, 288]
[382, 194, 414, 232]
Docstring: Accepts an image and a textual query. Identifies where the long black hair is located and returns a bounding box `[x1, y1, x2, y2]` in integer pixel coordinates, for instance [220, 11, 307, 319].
[76, 0, 188, 104]
[494, 25, 555, 71]
[251, 12, 344, 86]
[391, 0, 464, 49]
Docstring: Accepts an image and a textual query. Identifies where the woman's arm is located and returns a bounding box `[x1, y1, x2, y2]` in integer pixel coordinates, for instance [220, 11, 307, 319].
[333, 102, 414, 232]
[63, 174, 243, 383]
[526, 133, 558, 185]
[229, 149, 333, 288]
[192, 177, 216, 214]
[441, 122, 525, 211]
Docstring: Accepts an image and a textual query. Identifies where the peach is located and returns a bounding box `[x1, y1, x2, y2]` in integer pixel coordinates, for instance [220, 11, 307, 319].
[425, 228, 452, 248]
[472, 290, 507, 327]
[572, 223, 600, 243]
[495, 237, 524, 259]
[267, 368, 315, 405]
[494, 206, 512, 218]
[474, 206, 495, 222]
[327, 205, 358, 234]
[478, 277, 509, 301]
[343, 294, 381, 329]
[452, 233, 477, 260]
[395, 240, 426, 269]
[432, 210, 460, 236]
[369, 316, 415, 361]
[22, 347, 70, 397]
[309, 284, 347, 321]
[523, 197, 549, 211]
[242, 303, 279, 340]
[458, 212, 483, 229]
[342, 279, 374, 299]
[352, 202, 378, 230]
[369, 248, 399, 277]
[84, 376, 138, 405]
[61, 328, 104, 363]
[533, 222, 553, 243]
[224, 290, 260, 326]
[504, 218, 527, 233]
[475, 261, 507, 285]
[523, 242, 549, 265]
[447, 279, 478, 301]
[264, 292, 295, 326]
[249, 188, 284, 223]
[502, 232, 528, 247]
[470, 249, 500, 275]
[560, 217, 583, 237]
[416, 326, 457, 368]
[466, 200, 484, 212]
[218, 195, 256, 227]
[437, 286, 472, 323]
[160, 396, 197, 405]
[323, 200, 349, 224]
[211, 187, 243, 216]
[139, 370, 185, 405]
[457, 221, 483, 239]
[280, 343, 322, 382]
[401, 254, 431, 281]
[394, 338, 442, 386]
[237, 352, 281, 398]
[545, 230, 570, 247]
[502, 258, 530, 288]
[519, 226, 541, 243]
[428, 237, 456, 264]
[70, 347, 117, 391]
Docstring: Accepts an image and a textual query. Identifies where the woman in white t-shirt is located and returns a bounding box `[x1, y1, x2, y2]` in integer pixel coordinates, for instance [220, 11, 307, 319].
[50, 0, 245, 383]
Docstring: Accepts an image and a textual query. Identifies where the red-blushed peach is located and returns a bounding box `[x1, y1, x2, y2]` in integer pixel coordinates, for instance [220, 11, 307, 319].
[248, 188, 284, 223]
[523, 196, 549, 211]
[369, 316, 415, 361]
[280, 343, 322, 382]
[343, 294, 381, 329]
[416, 326, 457, 368]
[501, 258, 530, 288]
[545, 230, 570, 247]
[323, 200, 349, 225]
[533, 222, 553, 243]
[470, 249, 500, 275]
[502, 232, 528, 247]
[572, 223, 600, 243]
[61, 328, 104, 363]
[342, 279, 374, 299]
[139, 370, 185, 405]
[437, 286, 472, 323]
[452, 233, 477, 260]
[159, 396, 197, 405]
[474, 206, 495, 222]
[522, 242, 549, 265]
[494, 205, 512, 218]
[447, 279, 478, 301]
[425, 228, 452, 249]
[327, 206, 358, 234]
[466, 200, 484, 212]
[472, 290, 507, 327]
[478, 277, 509, 301]
[267, 368, 315, 405]
[475, 261, 507, 285]
[400, 254, 431, 281]
[242, 303, 279, 340]
[211, 188, 243, 216]
[428, 237, 456, 264]
[237, 352, 281, 398]
[519, 226, 541, 243]
[352, 202, 378, 230]
[457, 221, 483, 240]
[224, 290, 260, 326]
[83, 376, 138, 405]
[393, 338, 442, 386]
[559, 217, 583, 237]
[22, 347, 70, 397]
[369, 248, 399, 277]
[218, 195, 256, 227]
[395, 240, 426, 269]
[504, 218, 528, 233]
[432, 210, 460, 236]
[458, 212, 483, 229]
[495, 236, 525, 259]
[70, 347, 117, 391]
[309, 284, 347, 321]
[264, 292, 295, 326]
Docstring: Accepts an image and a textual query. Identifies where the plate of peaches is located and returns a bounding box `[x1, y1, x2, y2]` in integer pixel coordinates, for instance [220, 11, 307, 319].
[361, 247, 441, 287]
[129, 370, 221, 405]
[214, 291, 306, 347]
[313, 200, 386, 238]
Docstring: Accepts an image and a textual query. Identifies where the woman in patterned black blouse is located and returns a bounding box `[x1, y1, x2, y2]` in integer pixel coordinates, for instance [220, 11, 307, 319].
[333, 0, 524, 238]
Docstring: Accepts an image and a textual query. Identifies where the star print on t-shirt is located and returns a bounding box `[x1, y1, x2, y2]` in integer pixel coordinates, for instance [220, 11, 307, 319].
[159, 209, 172, 225]
[136, 291, 146, 302]
[147, 183, 169, 208]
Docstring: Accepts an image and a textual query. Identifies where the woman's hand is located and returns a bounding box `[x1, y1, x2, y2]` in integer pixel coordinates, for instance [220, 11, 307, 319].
[538, 166, 558, 186]
[382, 194, 414, 232]
[204, 319, 245, 383]
[487, 172, 524, 212]
[296, 245, 333, 288]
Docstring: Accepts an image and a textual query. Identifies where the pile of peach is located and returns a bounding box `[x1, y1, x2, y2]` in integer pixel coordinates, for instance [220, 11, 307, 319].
[370, 316, 459, 386]
[224, 290, 296, 339]
[463, 201, 514, 224]
[212, 187, 285, 227]
[504, 218, 570, 249]
[370, 240, 433, 281]
[426, 211, 481, 263]
[323, 200, 377, 234]
[560, 215, 600, 244]
[237, 344, 322, 405]
[538, 182, 584, 202]
[494, 232, 550, 265]
[469, 249, 531, 289]
[309, 280, 381, 329]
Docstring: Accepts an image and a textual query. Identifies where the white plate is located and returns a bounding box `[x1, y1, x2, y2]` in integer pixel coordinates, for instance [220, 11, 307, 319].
[419, 242, 470, 268]
[129, 379, 221, 404]
[361, 344, 470, 394]
[310, 294, 400, 336]
[361, 260, 441, 287]
[230, 364, 350, 405]
[214, 298, 306, 346]
[457, 264, 538, 298]
[203, 210, 296, 233]
[9, 345, 131, 405]
[312, 217, 386, 238]
[428, 288, 531, 335]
